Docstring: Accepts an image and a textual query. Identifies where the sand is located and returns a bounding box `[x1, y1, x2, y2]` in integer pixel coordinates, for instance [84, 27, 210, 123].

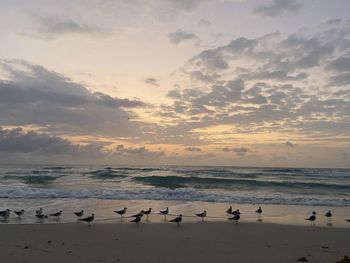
[1, 221, 349, 263]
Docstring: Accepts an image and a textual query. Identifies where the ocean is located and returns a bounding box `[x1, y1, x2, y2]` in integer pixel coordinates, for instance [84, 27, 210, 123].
[1, 165, 350, 225]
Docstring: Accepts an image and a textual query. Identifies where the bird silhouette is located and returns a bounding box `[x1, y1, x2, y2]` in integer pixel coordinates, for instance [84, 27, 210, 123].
[79, 213, 95, 227]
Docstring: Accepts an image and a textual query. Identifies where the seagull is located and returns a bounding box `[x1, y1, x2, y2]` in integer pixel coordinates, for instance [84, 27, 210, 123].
[229, 209, 240, 216]
[35, 213, 48, 219]
[0, 209, 11, 217]
[229, 211, 240, 224]
[131, 212, 144, 218]
[160, 207, 169, 220]
[141, 208, 152, 219]
[325, 210, 332, 223]
[305, 212, 317, 225]
[50, 210, 63, 217]
[226, 206, 233, 215]
[256, 206, 263, 216]
[14, 209, 25, 217]
[35, 208, 43, 216]
[0, 209, 11, 219]
[114, 207, 127, 221]
[74, 210, 84, 218]
[170, 214, 182, 227]
[130, 215, 142, 226]
[195, 210, 207, 222]
[79, 213, 95, 227]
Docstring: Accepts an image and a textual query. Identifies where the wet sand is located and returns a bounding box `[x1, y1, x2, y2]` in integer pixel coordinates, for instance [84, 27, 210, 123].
[1, 221, 349, 263]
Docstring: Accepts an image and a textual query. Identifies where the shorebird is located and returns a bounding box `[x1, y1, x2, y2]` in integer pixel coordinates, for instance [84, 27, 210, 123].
[141, 208, 152, 219]
[50, 210, 63, 217]
[35, 208, 43, 216]
[305, 212, 317, 225]
[229, 210, 241, 224]
[160, 207, 169, 220]
[325, 210, 332, 223]
[74, 210, 84, 218]
[130, 215, 142, 226]
[114, 207, 127, 221]
[79, 213, 94, 227]
[0, 209, 11, 217]
[256, 206, 263, 216]
[229, 209, 240, 216]
[226, 206, 233, 215]
[14, 209, 25, 217]
[35, 213, 48, 219]
[195, 210, 207, 222]
[170, 214, 182, 227]
[0, 209, 11, 219]
[131, 212, 144, 218]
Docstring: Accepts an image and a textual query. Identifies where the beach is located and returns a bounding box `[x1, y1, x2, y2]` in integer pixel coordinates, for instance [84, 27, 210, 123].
[1, 221, 349, 263]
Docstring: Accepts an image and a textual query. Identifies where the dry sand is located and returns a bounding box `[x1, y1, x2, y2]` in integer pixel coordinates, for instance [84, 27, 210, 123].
[1, 221, 349, 263]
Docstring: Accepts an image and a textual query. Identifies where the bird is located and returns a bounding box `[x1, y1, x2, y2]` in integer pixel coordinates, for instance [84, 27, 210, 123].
[226, 206, 232, 215]
[160, 207, 169, 220]
[131, 212, 144, 218]
[35, 213, 48, 219]
[229, 211, 240, 224]
[79, 213, 95, 227]
[130, 215, 142, 226]
[345, 219, 350, 222]
[195, 210, 207, 222]
[170, 214, 182, 227]
[0, 209, 11, 217]
[35, 208, 43, 216]
[74, 210, 84, 218]
[325, 210, 332, 223]
[229, 209, 240, 216]
[141, 208, 152, 219]
[14, 209, 25, 217]
[256, 206, 263, 216]
[0, 209, 11, 219]
[114, 207, 127, 221]
[50, 210, 63, 217]
[305, 212, 317, 225]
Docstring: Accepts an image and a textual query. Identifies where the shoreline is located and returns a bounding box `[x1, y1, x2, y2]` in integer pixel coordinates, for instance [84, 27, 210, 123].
[1, 221, 349, 263]
[2, 199, 350, 228]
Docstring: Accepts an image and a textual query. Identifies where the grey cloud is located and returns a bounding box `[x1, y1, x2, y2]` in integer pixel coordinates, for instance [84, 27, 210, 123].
[115, 144, 164, 158]
[30, 15, 102, 39]
[222, 147, 250, 156]
[327, 57, 350, 72]
[144, 78, 160, 87]
[0, 127, 103, 156]
[198, 18, 211, 27]
[0, 60, 148, 138]
[254, 0, 303, 17]
[284, 141, 295, 147]
[168, 29, 197, 44]
[184, 146, 201, 152]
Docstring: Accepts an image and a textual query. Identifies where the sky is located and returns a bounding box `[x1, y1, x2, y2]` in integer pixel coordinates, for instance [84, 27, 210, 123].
[0, 0, 349, 167]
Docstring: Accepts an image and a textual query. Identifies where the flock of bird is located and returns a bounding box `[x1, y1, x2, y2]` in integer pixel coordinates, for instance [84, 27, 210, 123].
[1, 206, 350, 227]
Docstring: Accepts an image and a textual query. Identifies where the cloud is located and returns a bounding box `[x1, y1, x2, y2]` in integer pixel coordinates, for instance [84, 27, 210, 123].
[115, 144, 164, 158]
[184, 146, 202, 152]
[29, 15, 102, 39]
[0, 127, 103, 156]
[253, 0, 303, 17]
[222, 147, 250, 156]
[284, 141, 295, 147]
[198, 18, 211, 27]
[168, 29, 198, 44]
[326, 57, 350, 72]
[0, 60, 148, 138]
[144, 78, 160, 87]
